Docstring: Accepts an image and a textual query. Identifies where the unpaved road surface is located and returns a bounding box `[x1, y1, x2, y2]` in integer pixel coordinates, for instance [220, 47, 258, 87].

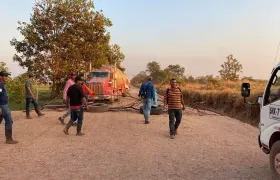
[0, 87, 274, 180]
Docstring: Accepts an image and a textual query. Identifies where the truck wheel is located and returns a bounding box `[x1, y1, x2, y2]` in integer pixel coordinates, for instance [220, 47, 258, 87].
[139, 106, 163, 115]
[88, 103, 108, 113]
[151, 106, 163, 115]
[270, 141, 280, 178]
[140, 106, 143, 114]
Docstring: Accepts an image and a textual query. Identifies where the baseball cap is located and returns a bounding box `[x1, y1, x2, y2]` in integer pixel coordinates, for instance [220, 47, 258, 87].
[69, 72, 76, 76]
[28, 72, 34, 77]
[0, 71, 11, 77]
[75, 76, 84, 82]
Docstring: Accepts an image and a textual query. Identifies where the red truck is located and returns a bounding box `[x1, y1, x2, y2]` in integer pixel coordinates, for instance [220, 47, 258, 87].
[85, 65, 130, 102]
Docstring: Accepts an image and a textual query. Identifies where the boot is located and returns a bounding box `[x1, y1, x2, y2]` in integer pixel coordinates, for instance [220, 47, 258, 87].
[58, 117, 65, 124]
[63, 121, 73, 135]
[76, 124, 85, 136]
[35, 107, 45, 117]
[175, 128, 178, 135]
[5, 129, 18, 144]
[26, 110, 32, 119]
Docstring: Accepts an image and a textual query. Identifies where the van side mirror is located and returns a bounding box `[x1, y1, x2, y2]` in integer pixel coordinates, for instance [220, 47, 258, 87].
[241, 83, 250, 97]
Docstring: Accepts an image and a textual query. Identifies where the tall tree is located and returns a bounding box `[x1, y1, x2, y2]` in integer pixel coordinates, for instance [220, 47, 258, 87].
[107, 44, 126, 71]
[165, 64, 185, 79]
[146, 61, 161, 74]
[10, 0, 124, 97]
[219, 54, 243, 81]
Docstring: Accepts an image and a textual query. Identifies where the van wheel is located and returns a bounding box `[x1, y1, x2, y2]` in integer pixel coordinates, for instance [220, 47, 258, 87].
[88, 103, 108, 113]
[270, 141, 280, 179]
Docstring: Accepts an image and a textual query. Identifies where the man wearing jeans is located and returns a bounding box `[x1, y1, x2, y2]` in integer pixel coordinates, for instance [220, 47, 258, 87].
[0, 71, 18, 144]
[138, 76, 155, 124]
[164, 78, 185, 139]
[25, 72, 45, 119]
[63, 76, 88, 136]
[58, 72, 76, 125]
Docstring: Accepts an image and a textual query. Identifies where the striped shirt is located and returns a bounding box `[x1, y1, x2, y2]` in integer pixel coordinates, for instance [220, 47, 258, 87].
[164, 87, 183, 109]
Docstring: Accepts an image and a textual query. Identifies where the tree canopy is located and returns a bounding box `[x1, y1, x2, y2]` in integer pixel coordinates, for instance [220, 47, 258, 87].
[10, 0, 125, 97]
[219, 55, 243, 81]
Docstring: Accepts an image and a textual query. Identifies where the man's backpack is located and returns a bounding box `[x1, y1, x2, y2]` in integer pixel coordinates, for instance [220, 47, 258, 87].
[140, 82, 151, 99]
[166, 87, 182, 104]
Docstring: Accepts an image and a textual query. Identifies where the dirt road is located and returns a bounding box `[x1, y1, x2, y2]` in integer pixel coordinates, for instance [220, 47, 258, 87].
[0, 87, 274, 180]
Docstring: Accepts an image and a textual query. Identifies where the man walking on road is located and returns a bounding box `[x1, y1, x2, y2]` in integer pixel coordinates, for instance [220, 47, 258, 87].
[0, 71, 18, 144]
[138, 76, 155, 124]
[25, 72, 45, 119]
[63, 76, 88, 136]
[58, 72, 77, 125]
[164, 78, 185, 139]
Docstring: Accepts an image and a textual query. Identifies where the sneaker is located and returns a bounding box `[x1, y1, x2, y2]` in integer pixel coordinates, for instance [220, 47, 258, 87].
[170, 135, 175, 139]
[144, 121, 150, 124]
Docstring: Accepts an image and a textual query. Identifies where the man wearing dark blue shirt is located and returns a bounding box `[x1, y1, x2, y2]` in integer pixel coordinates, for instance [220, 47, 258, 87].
[138, 76, 155, 124]
[0, 71, 18, 144]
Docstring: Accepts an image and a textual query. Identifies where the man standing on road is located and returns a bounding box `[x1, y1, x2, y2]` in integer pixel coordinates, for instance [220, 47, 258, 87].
[164, 78, 185, 139]
[25, 72, 45, 119]
[63, 76, 88, 136]
[58, 72, 77, 125]
[0, 71, 18, 144]
[138, 76, 155, 124]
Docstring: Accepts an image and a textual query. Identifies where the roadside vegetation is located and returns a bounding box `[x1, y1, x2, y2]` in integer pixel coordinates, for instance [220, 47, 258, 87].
[2, 0, 125, 110]
[131, 55, 266, 126]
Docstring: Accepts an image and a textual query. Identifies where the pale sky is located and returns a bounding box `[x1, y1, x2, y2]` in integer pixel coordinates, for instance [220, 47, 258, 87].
[1, 0, 280, 80]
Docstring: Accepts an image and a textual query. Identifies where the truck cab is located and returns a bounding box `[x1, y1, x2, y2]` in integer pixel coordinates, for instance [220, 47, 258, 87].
[242, 63, 280, 178]
[87, 71, 114, 100]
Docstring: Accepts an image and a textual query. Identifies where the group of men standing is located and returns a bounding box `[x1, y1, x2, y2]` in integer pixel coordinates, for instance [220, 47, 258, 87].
[0, 71, 45, 144]
[0, 69, 184, 144]
[0, 71, 89, 144]
[138, 77, 185, 139]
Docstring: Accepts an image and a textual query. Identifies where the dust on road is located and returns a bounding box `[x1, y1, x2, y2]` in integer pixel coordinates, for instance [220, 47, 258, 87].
[0, 87, 274, 180]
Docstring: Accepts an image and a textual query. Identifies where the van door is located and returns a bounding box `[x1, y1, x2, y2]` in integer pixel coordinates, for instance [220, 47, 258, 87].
[261, 67, 280, 133]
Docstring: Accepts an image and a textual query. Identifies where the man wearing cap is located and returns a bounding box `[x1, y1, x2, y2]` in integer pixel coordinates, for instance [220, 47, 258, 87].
[63, 76, 88, 135]
[58, 72, 77, 125]
[25, 72, 45, 119]
[0, 71, 18, 144]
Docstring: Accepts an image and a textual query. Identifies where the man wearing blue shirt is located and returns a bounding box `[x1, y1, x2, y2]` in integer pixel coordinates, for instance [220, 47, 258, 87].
[138, 76, 155, 124]
[0, 71, 18, 144]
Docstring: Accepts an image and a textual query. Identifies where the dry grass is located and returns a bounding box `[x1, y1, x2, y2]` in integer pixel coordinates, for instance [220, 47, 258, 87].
[153, 79, 266, 126]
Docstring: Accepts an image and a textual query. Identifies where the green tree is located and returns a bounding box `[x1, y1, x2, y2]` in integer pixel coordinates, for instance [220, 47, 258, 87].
[10, 0, 123, 97]
[0, 62, 8, 71]
[165, 64, 185, 79]
[219, 55, 243, 81]
[107, 44, 126, 71]
[130, 71, 147, 86]
[146, 61, 161, 74]
[150, 70, 167, 85]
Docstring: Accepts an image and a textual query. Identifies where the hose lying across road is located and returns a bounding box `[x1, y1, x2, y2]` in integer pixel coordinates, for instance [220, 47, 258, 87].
[108, 91, 223, 116]
[40, 90, 223, 116]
